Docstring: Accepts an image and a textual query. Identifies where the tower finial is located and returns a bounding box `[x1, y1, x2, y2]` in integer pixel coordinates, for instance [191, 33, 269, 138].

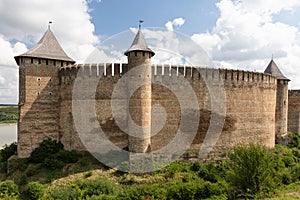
[272, 53, 274, 60]
[48, 21, 52, 29]
[139, 20, 144, 29]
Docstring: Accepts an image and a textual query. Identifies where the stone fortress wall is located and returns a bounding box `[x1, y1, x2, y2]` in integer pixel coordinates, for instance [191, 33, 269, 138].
[15, 26, 300, 158]
[58, 63, 277, 157]
[288, 90, 300, 134]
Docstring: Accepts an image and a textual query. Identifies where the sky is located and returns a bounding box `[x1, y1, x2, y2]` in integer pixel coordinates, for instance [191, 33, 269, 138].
[1, 0, 300, 104]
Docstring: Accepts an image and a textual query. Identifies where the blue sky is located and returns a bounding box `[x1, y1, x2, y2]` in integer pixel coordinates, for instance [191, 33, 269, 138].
[88, 0, 220, 37]
[1, 0, 300, 103]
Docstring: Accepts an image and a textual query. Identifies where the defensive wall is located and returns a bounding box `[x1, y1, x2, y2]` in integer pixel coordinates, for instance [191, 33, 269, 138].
[57, 63, 277, 157]
[288, 90, 300, 134]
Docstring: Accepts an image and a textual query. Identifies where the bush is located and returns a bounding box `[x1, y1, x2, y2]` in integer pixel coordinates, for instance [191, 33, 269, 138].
[43, 158, 65, 170]
[118, 184, 167, 200]
[76, 178, 118, 198]
[227, 144, 276, 198]
[23, 182, 45, 200]
[55, 150, 79, 163]
[29, 139, 63, 163]
[45, 185, 80, 200]
[288, 133, 300, 148]
[0, 142, 17, 162]
[0, 180, 19, 198]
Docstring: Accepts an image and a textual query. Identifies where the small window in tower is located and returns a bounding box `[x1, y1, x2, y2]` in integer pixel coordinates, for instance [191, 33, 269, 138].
[49, 92, 52, 96]
[46, 59, 48, 65]
[38, 59, 41, 64]
[37, 92, 40, 96]
[49, 78, 52, 82]
[37, 77, 41, 81]
[31, 58, 33, 63]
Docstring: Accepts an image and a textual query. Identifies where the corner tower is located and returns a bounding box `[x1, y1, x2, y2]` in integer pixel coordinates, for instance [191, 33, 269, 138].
[14, 25, 75, 157]
[125, 26, 155, 153]
[264, 59, 290, 140]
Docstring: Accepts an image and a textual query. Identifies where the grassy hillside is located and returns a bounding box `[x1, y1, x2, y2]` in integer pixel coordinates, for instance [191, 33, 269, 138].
[0, 134, 299, 199]
[0, 106, 18, 123]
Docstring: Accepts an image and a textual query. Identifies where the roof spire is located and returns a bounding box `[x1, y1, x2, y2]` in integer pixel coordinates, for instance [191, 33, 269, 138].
[139, 20, 144, 29]
[48, 21, 52, 30]
[124, 21, 155, 57]
[264, 59, 290, 81]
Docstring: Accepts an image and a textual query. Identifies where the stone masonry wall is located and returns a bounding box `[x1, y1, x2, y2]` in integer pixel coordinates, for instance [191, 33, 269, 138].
[57, 63, 277, 157]
[18, 57, 71, 158]
[288, 90, 300, 134]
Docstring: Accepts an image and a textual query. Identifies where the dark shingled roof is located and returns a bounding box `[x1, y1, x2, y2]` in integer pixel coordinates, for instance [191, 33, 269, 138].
[264, 59, 290, 81]
[124, 28, 155, 57]
[15, 27, 74, 62]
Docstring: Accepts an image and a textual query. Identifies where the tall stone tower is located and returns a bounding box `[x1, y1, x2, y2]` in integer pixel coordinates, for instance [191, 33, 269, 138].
[14, 26, 75, 158]
[264, 59, 290, 139]
[124, 27, 155, 153]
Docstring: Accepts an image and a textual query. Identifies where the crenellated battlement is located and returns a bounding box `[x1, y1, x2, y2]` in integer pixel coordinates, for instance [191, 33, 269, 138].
[59, 63, 277, 86]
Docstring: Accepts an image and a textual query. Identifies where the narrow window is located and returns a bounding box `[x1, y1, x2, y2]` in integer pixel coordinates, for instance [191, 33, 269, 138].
[46, 59, 48, 65]
[38, 59, 41, 64]
[143, 52, 145, 56]
[31, 58, 33, 63]
[135, 52, 137, 56]
[61, 61, 63, 67]
[53, 60, 56, 66]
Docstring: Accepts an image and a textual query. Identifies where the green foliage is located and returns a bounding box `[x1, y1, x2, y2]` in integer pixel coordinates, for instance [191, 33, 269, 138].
[288, 133, 300, 148]
[23, 182, 45, 200]
[0, 142, 17, 162]
[55, 150, 78, 163]
[76, 178, 117, 198]
[43, 158, 64, 170]
[29, 139, 64, 163]
[45, 185, 80, 200]
[0, 180, 19, 198]
[0, 106, 18, 123]
[118, 183, 167, 200]
[227, 143, 276, 198]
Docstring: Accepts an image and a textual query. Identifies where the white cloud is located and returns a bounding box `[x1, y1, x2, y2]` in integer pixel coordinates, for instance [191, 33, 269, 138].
[165, 17, 185, 31]
[0, 0, 99, 103]
[192, 0, 300, 89]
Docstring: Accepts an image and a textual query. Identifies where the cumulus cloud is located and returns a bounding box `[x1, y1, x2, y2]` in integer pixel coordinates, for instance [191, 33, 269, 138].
[165, 18, 185, 31]
[0, 0, 99, 103]
[192, 0, 300, 89]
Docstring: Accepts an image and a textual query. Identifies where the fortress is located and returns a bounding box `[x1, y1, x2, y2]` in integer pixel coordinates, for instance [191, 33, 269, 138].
[14, 26, 300, 158]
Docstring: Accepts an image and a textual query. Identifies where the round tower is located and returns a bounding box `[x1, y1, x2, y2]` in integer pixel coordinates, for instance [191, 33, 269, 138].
[264, 59, 290, 140]
[125, 26, 155, 153]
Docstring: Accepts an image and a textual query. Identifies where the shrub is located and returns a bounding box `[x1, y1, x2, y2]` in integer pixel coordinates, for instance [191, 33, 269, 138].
[288, 133, 300, 148]
[43, 158, 64, 170]
[0, 142, 17, 162]
[29, 139, 64, 163]
[23, 182, 45, 200]
[45, 185, 80, 200]
[77, 178, 118, 198]
[0, 180, 19, 198]
[227, 144, 276, 198]
[118, 184, 167, 200]
[55, 150, 79, 163]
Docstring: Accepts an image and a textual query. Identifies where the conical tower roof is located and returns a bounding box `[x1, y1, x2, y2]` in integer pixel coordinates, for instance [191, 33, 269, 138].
[124, 28, 155, 57]
[264, 59, 290, 81]
[15, 26, 74, 62]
